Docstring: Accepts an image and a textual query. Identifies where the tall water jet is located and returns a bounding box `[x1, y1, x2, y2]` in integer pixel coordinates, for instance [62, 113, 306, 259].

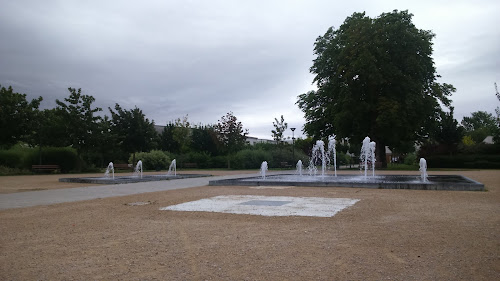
[309, 140, 326, 176]
[328, 135, 337, 177]
[167, 159, 177, 176]
[134, 160, 143, 178]
[360, 137, 376, 177]
[260, 161, 268, 179]
[104, 162, 114, 179]
[296, 160, 303, 176]
[419, 158, 428, 182]
[369, 141, 376, 177]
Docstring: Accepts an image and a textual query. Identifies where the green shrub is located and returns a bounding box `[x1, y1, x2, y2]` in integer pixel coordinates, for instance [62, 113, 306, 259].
[426, 154, 500, 169]
[33, 147, 78, 173]
[209, 155, 228, 168]
[129, 150, 171, 171]
[404, 153, 417, 165]
[231, 149, 272, 169]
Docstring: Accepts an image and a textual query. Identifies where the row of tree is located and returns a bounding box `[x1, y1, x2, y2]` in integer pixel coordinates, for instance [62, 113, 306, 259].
[0, 85, 249, 169]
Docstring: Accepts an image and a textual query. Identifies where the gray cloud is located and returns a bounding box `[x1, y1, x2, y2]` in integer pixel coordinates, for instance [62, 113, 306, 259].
[1, 0, 499, 139]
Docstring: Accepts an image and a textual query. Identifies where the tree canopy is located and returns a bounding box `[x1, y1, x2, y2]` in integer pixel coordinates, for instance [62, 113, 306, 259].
[297, 10, 455, 166]
[108, 103, 157, 162]
[0, 85, 42, 148]
[55, 88, 102, 155]
[461, 111, 499, 143]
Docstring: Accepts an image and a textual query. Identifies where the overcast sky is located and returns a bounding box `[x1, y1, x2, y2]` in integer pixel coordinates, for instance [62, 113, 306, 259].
[1, 0, 499, 139]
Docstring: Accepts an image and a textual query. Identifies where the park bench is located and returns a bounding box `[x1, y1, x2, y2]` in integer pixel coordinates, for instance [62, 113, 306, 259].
[280, 162, 292, 169]
[183, 162, 198, 169]
[113, 163, 133, 170]
[32, 164, 60, 173]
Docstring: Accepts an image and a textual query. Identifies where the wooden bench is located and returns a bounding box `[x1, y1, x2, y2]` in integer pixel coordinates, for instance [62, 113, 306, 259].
[183, 162, 198, 169]
[113, 163, 133, 170]
[280, 162, 292, 168]
[32, 164, 60, 173]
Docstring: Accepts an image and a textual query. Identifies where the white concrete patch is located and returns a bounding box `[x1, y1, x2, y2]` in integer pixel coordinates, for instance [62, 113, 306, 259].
[160, 195, 360, 217]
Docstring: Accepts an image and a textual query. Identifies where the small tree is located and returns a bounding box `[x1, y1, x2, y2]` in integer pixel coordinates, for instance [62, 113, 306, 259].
[214, 112, 248, 168]
[271, 115, 288, 144]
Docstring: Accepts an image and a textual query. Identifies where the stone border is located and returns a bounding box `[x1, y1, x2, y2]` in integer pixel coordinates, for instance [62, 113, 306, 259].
[209, 174, 485, 191]
[59, 174, 210, 184]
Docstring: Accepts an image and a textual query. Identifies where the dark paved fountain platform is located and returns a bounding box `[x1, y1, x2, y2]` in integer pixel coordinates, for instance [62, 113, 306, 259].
[59, 174, 210, 185]
[209, 174, 485, 191]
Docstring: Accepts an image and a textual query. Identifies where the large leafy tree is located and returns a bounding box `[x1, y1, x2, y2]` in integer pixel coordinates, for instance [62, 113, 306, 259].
[0, 85, 42, 148]
[297, 10, 454, 167]
[108, 103, 157, 164]
[55, 88, 102, 156]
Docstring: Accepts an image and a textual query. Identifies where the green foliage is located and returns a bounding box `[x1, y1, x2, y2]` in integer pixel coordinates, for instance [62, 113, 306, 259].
[0, 85, 42, 148]
[404, 153, 417, 165]
[191, 125, 219, 155]
[55, 88, 102, 155]
[177, 151, 212, 168]
[271, 115, 288, 143]
[129, 150, 171, 170]
[425, 154, 500, 169]
[109, 103, 158, 159]
[215, 112, 248, 155]
[297, 10, 455, 167]
[0, 145, 32, 169]
[173, 115, 191, 153]
[462, 135, 475, 146]
[159, 123, 180, 153]
[32, 147, 78, 173]
[231, 149, 272, 169]
[461, 111, 499, 143]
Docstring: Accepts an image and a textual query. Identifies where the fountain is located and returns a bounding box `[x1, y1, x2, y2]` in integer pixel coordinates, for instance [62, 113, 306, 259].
[260, 161, 268, 179]
[167, 159, 177, 176]
[309, 140, 326, 176]
[133, 160, 143, 178]
[327, 135, 337, 177]
[360, 137, 376, 177]
[296, 160, 303, 176]
[209, 135, 484, 191]
[104, 162, 114, 179]
[419, 158, 428, 182]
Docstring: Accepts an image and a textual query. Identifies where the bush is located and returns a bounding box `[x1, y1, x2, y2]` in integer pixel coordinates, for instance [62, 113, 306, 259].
[404, 153, 417, 165]
[177, 151, 211, 168]
[129, 150, 171, 171]
[231, 149, 272, 169]
[0, 148, 26, 169]
[425, 154, 500, 169]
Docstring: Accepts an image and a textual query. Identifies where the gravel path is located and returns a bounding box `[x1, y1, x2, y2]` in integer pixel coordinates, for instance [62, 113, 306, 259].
[0, 169, 499, 280]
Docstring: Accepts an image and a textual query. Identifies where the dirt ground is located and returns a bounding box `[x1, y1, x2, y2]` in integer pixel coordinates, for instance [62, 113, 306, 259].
[0, 170, 499, 280]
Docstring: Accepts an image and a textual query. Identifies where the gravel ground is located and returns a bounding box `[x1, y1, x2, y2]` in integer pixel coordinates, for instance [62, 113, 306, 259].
[0, 169, 499, 280]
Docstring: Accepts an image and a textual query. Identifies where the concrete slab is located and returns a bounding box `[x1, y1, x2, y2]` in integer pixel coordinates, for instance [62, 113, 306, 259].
[160, 195, 360, 217]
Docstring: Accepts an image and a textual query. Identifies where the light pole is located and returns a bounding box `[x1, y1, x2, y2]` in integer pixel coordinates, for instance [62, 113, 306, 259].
[291, 128, 296, 161]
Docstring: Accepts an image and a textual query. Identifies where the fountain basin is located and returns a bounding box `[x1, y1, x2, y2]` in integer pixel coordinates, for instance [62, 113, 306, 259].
[59, 174, 210, 185]
[209, 174, 484, 191]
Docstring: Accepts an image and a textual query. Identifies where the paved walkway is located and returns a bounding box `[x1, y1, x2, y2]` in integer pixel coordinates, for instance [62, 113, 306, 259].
[0, 173, 259, 210]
